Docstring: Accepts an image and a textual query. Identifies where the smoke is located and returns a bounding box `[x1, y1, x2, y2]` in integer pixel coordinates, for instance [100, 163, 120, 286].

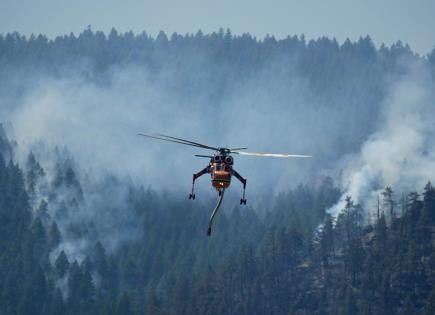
[328, 60, 435, 220]
[2, 33, 432, 266]
[4, 56, 362, 196]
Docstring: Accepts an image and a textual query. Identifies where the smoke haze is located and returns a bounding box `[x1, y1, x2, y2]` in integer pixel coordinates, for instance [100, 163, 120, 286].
[1, 34, 392, 197]
[328, 60, 435, 219]
[0, 31, 434, 261]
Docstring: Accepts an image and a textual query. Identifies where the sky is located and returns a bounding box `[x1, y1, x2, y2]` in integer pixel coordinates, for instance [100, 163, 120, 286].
[1, 0, 434, 55]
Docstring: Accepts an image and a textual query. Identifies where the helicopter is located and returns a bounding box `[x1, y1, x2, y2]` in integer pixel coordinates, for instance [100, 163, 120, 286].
[138, 133, 311, 236]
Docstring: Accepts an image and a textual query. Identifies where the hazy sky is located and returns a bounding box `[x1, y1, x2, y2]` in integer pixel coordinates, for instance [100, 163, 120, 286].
[1, 0, 434, 55]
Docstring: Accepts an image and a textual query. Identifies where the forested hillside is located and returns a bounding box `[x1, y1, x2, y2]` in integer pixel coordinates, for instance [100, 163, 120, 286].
[1, 29, 435, 314]
[2, 128, 435, 314]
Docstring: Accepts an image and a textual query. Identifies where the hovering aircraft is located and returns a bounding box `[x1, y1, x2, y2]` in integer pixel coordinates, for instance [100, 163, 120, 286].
[138, 133, 311, 236]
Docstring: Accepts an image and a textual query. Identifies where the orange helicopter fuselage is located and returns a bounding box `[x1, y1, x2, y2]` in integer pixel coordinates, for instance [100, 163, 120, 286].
[210, 162, 232, 190]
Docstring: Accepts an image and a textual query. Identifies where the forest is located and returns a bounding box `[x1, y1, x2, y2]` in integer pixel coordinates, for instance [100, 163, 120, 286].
[1, 29, 435, 314]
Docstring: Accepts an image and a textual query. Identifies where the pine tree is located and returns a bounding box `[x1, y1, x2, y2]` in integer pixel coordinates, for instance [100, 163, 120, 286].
[47, 288, 64, 315]
[25, 151, 45, 208]
[423, 182, 435, 223]
[171, 276, 190, 315]
[382, 186, 395, 224]
[17, 266, 47, 315]
[80, 269, 96, 312]
[68, 261, 83, 308]
[422, 287, 435, 315]
[399, 295, 416, 315]
[146, 284, 162, 315]
[55, 251, 69, 277]
[49, 221, 61, 248]
[94, 242, 108, 277]
[115, 292, 133, 315]
[31, 217, 46, 259]
[36, 200, 50, 221]
[340, 287, 358, 315]
[375, 213, 388, 254]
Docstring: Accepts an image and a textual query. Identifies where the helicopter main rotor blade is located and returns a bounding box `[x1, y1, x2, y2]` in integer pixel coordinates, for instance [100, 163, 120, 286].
[195, 154, 214, 158]
[233, 151, 312, 158]
[155, 133, 219, 151]
[229, 147, 248, 151]
[138, 133, 212, 150]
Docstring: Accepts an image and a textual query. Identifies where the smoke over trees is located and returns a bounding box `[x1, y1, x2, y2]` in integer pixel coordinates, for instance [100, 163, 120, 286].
[0, 29, 435, 314]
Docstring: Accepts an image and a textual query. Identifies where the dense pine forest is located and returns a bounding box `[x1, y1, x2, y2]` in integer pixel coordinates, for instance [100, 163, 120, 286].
[1, 29, 435, 314]
[2, 124, 435, 315]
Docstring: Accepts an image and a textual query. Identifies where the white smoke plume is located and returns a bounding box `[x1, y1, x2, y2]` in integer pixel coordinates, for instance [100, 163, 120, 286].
[5, 61, 332, 196]
[328, 60, 435, 220]
[1, 35, 432, 264]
